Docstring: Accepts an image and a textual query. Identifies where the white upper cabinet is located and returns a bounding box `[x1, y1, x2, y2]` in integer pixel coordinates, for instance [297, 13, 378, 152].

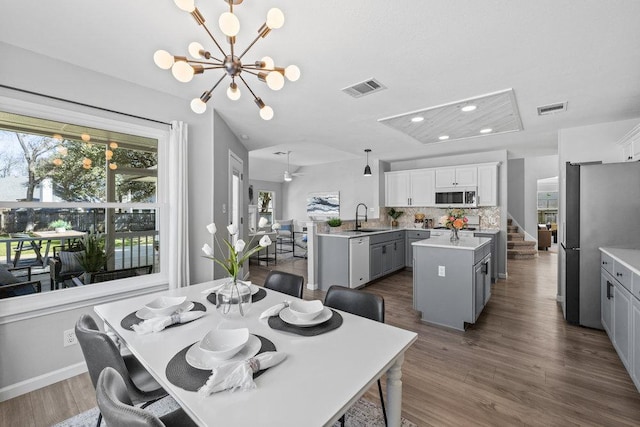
[477, 164, 498, 206]
[435, 166, 477, 188]
[618, 123, 640, 162]
[385, 169, 435, 207]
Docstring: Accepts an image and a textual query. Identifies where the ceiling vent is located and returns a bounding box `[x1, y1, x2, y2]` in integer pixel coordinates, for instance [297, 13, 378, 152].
[273, 151, 287, 155]
[341, 78, 387, 98]
[537, 102, 567, 116]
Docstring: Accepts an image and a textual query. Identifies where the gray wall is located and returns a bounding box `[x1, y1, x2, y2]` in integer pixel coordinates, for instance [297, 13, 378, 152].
[523, 155, 558, 239]
[0, 42, 222, 396]
[507, 158, 525, 227]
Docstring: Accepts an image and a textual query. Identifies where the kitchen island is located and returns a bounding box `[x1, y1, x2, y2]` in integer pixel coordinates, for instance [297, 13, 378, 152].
[413, 234, 492, 331]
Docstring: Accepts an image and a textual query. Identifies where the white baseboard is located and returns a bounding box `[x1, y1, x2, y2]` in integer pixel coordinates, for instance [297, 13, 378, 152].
[0, 361, 87, 402]
[499, 273, 508, 279]
[306, 282, 318, 290]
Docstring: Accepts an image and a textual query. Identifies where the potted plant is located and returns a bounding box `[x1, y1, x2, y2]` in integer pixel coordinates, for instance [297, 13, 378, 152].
[78, 233, 110, 283]
[327, 217, 342, 231]
[49, 219, 72, 233]
[388, 208, 404, 227]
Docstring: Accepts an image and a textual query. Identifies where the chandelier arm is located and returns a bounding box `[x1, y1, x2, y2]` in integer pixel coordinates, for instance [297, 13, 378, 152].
[202, 66, 227, 71]
[241, 69, 260, 77]
[237, 33, 264, 60]
[201, 22, 228, 57]
[203, 74, 228, 98]
[243, 65, 274, 71]
[188, 58, 224, 65]
[237, 74, 260, 101]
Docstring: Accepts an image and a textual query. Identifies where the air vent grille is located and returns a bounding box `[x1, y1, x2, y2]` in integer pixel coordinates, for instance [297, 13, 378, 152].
[341, 78, 387, 98]
[537, 102, 567, 116]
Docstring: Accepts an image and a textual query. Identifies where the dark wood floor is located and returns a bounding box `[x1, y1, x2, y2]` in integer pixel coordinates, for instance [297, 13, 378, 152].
[3, 251, 640, 426]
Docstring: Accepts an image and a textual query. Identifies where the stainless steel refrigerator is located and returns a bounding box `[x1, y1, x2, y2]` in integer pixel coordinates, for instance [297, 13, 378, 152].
[562, 161, 640, 328]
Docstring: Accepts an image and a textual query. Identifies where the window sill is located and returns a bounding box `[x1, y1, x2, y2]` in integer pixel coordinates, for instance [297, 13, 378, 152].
[0, 275, 169, 325]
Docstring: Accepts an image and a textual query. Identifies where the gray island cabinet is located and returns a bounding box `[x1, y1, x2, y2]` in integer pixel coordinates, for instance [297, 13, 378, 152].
[413, 235, 492, 331]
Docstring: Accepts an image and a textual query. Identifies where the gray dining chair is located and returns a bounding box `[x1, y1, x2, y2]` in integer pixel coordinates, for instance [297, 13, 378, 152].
[263, 270, 304, 299]
[75, 314, 167, 427]
[96, 367, 197, 427]
[324, 285, 387, 427]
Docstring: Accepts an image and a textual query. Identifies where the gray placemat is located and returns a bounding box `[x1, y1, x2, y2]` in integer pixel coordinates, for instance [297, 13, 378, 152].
[268, 309, 343, 336]
[206, 287, 267, 305]
[165, 335, 276, 391]
[120, 302, 207, 330]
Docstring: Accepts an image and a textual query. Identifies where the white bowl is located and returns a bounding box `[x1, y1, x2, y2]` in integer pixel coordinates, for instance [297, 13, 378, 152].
[289, 300, 324, 321]
[199, 328, 250, 360]
[144, 296, 187, 316]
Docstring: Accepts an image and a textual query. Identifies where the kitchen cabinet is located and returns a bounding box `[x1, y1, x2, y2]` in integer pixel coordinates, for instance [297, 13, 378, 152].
[473, 254, 491, 321]
[477, 164, 498, 206]
[370, 231, 405, 280]
[632, 298, 640, 388]
[618, 122, 640, 162]
[474, 230, 499, 282]
[405, 230, 430, 268]
[385, 169, 435, 207]
[601, 272, 613, 336]
[435, 166, 477, 188]
[614, 278, 632, 369]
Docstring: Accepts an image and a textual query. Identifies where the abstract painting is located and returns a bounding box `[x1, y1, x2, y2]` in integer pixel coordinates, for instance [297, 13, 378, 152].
[306, 191, 340, 217]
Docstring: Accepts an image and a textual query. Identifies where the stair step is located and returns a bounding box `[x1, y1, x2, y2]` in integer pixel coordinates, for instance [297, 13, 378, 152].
[507, 226, 519, 233]
[507, 218, 513, 225]
[508, 251, 538, 260]
[508, 240, 537, 248]
[507, 233, 524, 241]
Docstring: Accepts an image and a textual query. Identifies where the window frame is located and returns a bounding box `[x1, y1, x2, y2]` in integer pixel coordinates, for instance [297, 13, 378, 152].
[0, 96, 170, 324]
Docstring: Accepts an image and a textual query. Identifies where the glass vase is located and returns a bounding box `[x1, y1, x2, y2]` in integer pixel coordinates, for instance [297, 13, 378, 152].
[216, 278, 252, 317]
[450, 227, 459, 242]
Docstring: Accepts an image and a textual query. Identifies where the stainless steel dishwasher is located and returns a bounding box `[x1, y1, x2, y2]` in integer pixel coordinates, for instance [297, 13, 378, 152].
[349, 236, 370, 288]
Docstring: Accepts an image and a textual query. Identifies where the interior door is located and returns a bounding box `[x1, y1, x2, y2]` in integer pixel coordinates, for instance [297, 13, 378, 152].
[229, 151, 244, 277]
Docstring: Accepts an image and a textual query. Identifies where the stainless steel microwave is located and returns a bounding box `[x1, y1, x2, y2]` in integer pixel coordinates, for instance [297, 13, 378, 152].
[435, 187, 477, 207]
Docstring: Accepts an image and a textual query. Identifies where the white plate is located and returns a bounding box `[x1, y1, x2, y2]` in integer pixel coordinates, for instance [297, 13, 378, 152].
[186, 334, 262, 370]
[279, 307, 332, 327]
[136, 301, 194, 320]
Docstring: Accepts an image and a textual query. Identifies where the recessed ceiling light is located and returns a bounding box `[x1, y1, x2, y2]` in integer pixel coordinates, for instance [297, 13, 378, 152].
[438, 135, 450, 141]
[411, 116, 424, 123]
[461, 105, 477, 112]
[480, 128, 493, 134]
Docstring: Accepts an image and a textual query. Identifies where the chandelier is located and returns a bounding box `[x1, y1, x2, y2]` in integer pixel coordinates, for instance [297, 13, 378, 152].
[153, 0, 300, 120]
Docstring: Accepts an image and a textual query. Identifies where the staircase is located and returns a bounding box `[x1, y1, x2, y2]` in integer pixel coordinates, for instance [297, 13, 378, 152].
[507, 219, 537, 259]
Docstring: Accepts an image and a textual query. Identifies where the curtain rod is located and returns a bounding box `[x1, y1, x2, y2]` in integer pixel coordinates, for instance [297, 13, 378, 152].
[0, 84, 172, 127]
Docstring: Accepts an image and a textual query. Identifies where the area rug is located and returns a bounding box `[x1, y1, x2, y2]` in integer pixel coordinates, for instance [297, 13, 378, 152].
[52, 395, 416, 427]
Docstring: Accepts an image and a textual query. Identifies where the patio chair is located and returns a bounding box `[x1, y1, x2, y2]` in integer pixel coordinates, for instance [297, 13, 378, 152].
[0, 264, 41, 298]
[96, 367, 196, 427]
[49, 243, 85, 290]
[263, 270, 304, 299]
[324, 285, 387, 427]
[76, 315, 167, 427]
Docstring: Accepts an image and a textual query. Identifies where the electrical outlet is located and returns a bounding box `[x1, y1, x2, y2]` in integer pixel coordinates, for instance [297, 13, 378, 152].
[438, 266, 446, 277]
[63, 329, 77, 347]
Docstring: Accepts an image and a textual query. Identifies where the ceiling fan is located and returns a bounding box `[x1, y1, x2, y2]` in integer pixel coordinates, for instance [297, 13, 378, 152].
[283, 151, 304, 182]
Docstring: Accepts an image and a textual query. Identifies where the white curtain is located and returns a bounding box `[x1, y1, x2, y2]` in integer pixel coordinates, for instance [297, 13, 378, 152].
[168, 121, 190, 288]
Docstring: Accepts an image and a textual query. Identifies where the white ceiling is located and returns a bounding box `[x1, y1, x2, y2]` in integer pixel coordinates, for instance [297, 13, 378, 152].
[2, 0, 640, 182]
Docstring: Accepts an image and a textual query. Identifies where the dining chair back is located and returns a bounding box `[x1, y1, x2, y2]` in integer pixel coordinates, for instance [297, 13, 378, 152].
[96, 367, 196, 427]
[263, 270, 304, 299]
[324, 285, 387, 426]
[76, 315, 167, 426]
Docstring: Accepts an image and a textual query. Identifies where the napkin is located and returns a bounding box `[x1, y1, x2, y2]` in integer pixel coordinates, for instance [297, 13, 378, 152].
[259, 301, 291, 319]
[132, 311, 205, 334]
[198, 351, 287, 396]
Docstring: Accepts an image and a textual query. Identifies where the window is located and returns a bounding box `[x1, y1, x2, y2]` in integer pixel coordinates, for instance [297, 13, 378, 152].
[0, 98, 168, 310]
[257, 190, 274, 224]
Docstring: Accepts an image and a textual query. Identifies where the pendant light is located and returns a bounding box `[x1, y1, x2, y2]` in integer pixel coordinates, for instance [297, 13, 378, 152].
[363, 149, 372, 176]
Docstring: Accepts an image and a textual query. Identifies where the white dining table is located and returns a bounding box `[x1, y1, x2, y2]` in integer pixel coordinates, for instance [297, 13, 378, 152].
[94, 279, 417, 427]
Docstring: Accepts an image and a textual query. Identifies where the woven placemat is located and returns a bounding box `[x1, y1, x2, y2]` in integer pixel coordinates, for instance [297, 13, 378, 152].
[268, 309, 343, 336]
[206, 288, 267, 305]
[120, 302, 207, 330]
[165, 335, 276, 391]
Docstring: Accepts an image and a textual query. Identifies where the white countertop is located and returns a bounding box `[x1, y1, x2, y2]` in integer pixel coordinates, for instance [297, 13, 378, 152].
[318, 227, 500, 239]
[600, 247, 640, 275]
[412, 234, 491, 250]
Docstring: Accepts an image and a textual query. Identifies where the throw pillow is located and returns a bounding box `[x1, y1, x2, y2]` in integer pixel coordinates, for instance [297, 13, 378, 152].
[59, 250, 85, 274]
[0, 264, 19, 285]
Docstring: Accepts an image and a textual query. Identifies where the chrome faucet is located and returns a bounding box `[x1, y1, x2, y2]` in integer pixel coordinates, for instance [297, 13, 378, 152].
[355, 203, 368, 231]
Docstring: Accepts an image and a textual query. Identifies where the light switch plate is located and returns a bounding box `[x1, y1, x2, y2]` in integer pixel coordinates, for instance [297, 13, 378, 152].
[438, 266, 445, 277]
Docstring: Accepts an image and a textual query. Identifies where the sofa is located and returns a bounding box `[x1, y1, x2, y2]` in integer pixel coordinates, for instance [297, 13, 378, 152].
[538, 229, 552, 250]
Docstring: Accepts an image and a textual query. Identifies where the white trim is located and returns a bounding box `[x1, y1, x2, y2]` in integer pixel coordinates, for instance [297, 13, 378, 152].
[0, 361, 88, 402]
[499, 273, 508, 279]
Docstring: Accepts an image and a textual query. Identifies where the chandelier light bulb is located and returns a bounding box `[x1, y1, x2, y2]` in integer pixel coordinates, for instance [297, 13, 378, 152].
[266, 71, 285, 90]
[109, 141, 118, 149]
[190, 97, 207, 114]
[153, 50, 174, 69]
[261, 56, 274, 70]
[172, 61, 195, 82]
[188, 42, 204, 59]
[52, 133, 63, 142]
[227, 85, 241, 101]
[109, 163, 118, 170]
[219, 12, 240, 37]
[173, 0, 195, 12]
[284, 65, 300, 81]
[266, 8, 285, 29]
[260, 105, 274, 120]
[81, 133, 91, 142]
